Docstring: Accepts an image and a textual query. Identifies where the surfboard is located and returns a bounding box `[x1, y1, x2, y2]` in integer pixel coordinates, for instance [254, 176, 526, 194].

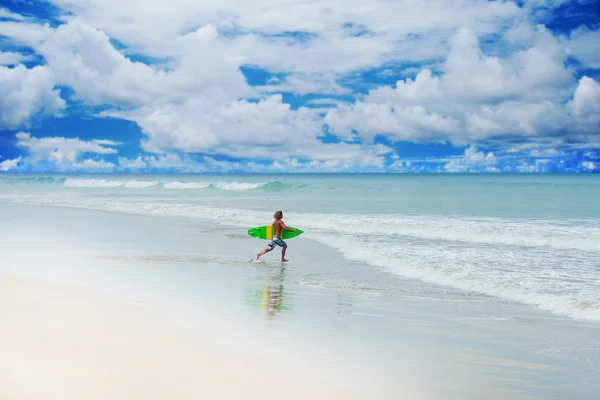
[247, 225, 303, 240]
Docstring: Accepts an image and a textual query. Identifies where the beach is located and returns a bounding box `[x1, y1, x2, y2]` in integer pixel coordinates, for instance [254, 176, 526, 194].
[1, 174, 599, 399]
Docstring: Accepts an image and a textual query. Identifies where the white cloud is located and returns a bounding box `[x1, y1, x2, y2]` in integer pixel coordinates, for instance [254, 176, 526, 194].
[143, 153, 195, 171]
[103, 94, 380, 163]
[256, 74, 351, 96]
[516, 163, 538, 173]
[0, 52, 28, 65]
[581, 161, 596, 171]
[305, 98, 347, 107]
[0, 1, 597, 171]
[32, 19, 254, 107]
[72, 158, 116, 171]
[389, 159, 414, 172]
[444, 146, 498, 172]
[568, 76, 600, 120]
[242, 155, 387, 172]
[42, 0, 519, 66]
[0, 8, 24, 21]
[0, 20, 53, 47]
[326, 25, 599, 148]
[16, 132, 120, 160]
[118, 156, 147, 170]
[119, 145, 391, 173]
[0, 0, 523, 100]
[564, 27, 600, 68]
[0, 157, 22, 171]
[529, 148, 566, 158]
[13, 132, 121, 171]
[514, 158, 559, 173]
[326, 101, 460, 143]
[0, 65, 66, 129]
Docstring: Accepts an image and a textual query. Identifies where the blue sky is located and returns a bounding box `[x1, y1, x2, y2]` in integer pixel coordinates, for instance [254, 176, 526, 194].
[1, 0, 599, 173]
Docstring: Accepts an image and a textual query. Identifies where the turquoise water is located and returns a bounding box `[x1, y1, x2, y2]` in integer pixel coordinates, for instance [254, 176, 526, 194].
[1, 173, 600, 321]
[2, 173, 599, 218]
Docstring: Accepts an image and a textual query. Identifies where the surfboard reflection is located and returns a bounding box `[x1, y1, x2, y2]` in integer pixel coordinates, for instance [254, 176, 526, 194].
[246, 265, 294, 319]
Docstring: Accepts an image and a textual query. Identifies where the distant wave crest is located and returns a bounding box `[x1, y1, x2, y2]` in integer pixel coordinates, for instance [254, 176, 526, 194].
[0, 177, 306, 191]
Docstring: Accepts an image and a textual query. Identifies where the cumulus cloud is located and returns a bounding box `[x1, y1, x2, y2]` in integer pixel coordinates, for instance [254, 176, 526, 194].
[0, 16, 392, 164]
[16, 132, 120, 159]
[326, 101, 460, 143]
[581, 161, 596, 171]
[34, 19, 253, 107]
[0, 65, 66, 129]
[104, 94, 391, 164]
[256, 74, 351, 96]
[143, 153, 194, 171]
[72, 158, 116, 171]
[444, 146, 498, 172]
[0, 1, 598, 172]
[38, 0, 519, 66]
[0, 0, 523, 99]
[13, 132, 121, 171]
[206, 155, 388, 173]
[0, 7, 24, 21]
[568, 76, 600, 132]
[326, 25, 600, 148]
[118, 156, 147, 170]
[0, 52, 28, 65]
[564, 27, 600, 68]
[0, 157, 21, 171]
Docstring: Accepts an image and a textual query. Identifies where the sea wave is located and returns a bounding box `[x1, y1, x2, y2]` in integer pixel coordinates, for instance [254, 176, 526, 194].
[314, 235, 600, 322]
[63, 179, 158, 188]
[0, 176, 67, 185]
[0, 176, 305, 191]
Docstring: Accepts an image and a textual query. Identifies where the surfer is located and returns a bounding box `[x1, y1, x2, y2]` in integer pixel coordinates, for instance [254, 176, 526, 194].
[256, 210, 297, 262]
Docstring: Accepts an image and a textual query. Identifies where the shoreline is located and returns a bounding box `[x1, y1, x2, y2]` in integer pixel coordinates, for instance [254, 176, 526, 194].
[1, 202, 599, 399]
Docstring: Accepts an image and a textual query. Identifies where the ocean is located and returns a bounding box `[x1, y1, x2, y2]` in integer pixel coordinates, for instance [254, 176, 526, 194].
[1, 173, 599, 398]
[2, 173, 599, 321]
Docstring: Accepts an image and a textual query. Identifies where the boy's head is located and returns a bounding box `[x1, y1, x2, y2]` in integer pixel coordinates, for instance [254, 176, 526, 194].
[273, 210, 283, 220]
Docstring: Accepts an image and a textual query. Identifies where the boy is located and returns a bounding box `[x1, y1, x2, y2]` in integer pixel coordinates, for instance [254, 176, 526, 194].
[256, 210, 297, 262]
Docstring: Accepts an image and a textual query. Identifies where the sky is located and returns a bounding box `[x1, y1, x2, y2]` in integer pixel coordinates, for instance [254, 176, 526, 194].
[0, 0, 599, 173]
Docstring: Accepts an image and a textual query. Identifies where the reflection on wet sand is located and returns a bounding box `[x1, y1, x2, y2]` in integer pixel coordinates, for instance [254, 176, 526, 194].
[246, 265, 294, 318]
[336, 292, 354, 315]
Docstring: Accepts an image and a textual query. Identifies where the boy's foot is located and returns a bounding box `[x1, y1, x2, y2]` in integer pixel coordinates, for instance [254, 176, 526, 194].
[256, 253, 261, 260]
[281, 259, 289, 262]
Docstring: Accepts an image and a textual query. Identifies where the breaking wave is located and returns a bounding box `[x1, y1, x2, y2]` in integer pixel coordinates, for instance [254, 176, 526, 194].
[0, 176, 306, 191]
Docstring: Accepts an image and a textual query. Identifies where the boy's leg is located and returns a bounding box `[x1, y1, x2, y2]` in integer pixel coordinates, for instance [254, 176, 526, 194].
[256, 245, 273, 260]
[281, 244, 288, 262]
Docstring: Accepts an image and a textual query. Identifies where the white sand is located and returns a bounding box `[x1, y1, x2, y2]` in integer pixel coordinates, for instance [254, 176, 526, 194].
[0, 272, 381, 400]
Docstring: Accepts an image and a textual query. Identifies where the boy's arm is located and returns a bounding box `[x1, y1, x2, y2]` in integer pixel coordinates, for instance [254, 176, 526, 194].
[280, 221, 296, 232]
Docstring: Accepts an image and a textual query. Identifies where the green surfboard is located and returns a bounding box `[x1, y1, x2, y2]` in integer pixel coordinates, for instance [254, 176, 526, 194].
[247, 225, 304, 240]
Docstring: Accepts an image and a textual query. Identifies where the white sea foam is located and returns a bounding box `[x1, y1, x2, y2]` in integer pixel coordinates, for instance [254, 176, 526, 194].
[60, 178, 271, 191]
[122, 181, 159, 188]
[63, 178, 159, 188]
[212, 182, 265, 190]
[162, 182, 211, 189]
[313, 235, 600, 321]
[63, 179, 126, 188]
[293, 213, 600, 253]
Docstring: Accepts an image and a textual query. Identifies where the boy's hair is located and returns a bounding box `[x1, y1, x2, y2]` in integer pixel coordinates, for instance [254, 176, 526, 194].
[273, 210, 283, 219]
